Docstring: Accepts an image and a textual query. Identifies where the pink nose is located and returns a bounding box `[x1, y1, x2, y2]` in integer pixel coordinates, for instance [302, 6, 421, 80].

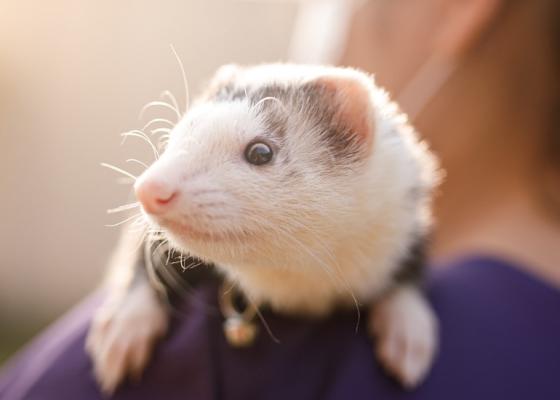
[134, 178, 178, 215]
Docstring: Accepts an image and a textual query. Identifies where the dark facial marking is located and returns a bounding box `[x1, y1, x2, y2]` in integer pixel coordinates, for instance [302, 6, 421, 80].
[211, 79, 368, 169]
[296, 81, 367, 165]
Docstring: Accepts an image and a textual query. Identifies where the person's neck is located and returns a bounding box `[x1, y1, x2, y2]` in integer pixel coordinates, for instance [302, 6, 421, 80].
[431, 169, 560, 290]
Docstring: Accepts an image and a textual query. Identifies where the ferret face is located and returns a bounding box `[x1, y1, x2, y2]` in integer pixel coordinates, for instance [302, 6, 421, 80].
[135, 65, 377, 267]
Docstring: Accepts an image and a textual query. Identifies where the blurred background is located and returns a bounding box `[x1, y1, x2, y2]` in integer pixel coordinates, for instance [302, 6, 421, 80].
[0, 0, 339, 363]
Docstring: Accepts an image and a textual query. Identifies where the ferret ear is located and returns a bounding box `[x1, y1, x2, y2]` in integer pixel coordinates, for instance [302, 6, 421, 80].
[211, 64, 240, 86]
[313, 73, 375, 145]
[201, 64, 242, 100]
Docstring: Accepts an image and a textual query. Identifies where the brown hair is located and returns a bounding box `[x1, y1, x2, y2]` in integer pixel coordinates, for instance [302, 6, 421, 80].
[542, 1, 560, 217]
[548, 2, 560, 171]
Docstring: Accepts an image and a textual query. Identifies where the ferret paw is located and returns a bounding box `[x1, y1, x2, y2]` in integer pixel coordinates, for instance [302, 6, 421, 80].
[86, 286, 169, 396]
[370, 286, 438, 389]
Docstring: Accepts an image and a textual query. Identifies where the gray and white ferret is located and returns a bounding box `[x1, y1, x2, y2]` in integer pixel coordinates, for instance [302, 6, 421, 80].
[87, 64, 440, 394]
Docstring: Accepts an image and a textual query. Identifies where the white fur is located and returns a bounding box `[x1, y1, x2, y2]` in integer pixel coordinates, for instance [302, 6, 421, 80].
[370, 285, 438, 388]
[86, 282, 168, 395]
[142, 65, 438, 315]
[91, 64, 440, 391]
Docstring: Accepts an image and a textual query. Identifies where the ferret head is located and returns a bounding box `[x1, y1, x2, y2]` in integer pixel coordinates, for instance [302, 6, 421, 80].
[134, 65, 413, 273]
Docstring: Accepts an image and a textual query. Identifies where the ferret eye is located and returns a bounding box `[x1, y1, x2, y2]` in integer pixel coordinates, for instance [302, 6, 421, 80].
[244, 142, 273, 166]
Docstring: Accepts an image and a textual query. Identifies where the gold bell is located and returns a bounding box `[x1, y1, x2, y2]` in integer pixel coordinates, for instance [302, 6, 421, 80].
[219, 282, 259, 348]
[223, 316, 258, 347]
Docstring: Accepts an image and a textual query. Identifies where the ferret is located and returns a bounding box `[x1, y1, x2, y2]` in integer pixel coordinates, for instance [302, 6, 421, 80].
[86, 64, 440, 395]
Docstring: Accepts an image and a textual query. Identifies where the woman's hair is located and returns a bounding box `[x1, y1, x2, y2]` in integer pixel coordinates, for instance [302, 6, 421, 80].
[543, 1, 560, 217]
[548, 3, 560, 172]
[500, 0, 560, 216]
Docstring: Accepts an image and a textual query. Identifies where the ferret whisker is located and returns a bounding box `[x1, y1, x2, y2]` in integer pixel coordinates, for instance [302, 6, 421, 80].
[139, 100, 181, 122]
[289, 220, 362, 328]
[121, 130, 160, 160]
[107, 202, 141, 214]
[126, 158, 150, 170]
[285, 229, 361, 329]
[121, 129, 159, 146]
[282, 234, 334, 282]
[252, 96, 288, 115]
[179, 251, 186, 270]
[285, 219, 342, 275]
[152, 239, 168, 253]
[159, 137, 170, 147]
[105, 213, 144, 228]
[167, 247, 176, 265]
[142, 118, 175, 132]
[282, 219, 355, 300]
[120, 129, 150, 143]
[150, 128, 172, 136]
[246, 294, 281, 344]
[100, 162, 138, 181]
[160, 90, 181, 118]
[251, 215, 360, 323]
[148, 236, 168, 257]
[186, 260, 202, 270]
[170, 44, 190, 113]
[158, 137, 170, 151]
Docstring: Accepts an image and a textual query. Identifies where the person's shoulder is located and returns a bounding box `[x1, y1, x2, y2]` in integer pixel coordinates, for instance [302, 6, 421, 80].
[415, 256, 560, 399]
[427, 256, 560, 327]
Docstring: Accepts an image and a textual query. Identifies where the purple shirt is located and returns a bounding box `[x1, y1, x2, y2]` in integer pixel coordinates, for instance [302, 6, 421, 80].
[2, 257, 560, 399]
